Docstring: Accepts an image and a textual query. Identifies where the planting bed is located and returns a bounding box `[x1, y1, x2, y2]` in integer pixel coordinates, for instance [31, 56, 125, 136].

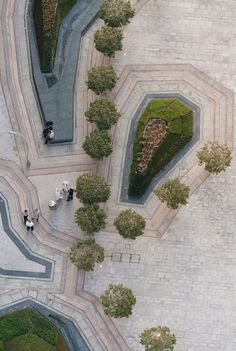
[128, 98, 193, 197]
[33, 0, 77, 73]
[0, 308, 69, 351]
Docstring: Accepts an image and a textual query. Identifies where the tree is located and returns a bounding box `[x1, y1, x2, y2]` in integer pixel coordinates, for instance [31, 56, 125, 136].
[154, 178, 189, 209]
[114, 209, 145, 239]
[99, 0, 135, 28]
[86, 65, 117, 95]
[76, 173, 110, 204]
[196, 141, 232, 174]
[75, 204, 106, 234]
[94, 26, 123, 57]
[69, 238, 104, 271]
[83, 130, 112, 160]
[140, 326, 176, 351]
[100, 284, 136, 318]
[85, 99, 121, 130]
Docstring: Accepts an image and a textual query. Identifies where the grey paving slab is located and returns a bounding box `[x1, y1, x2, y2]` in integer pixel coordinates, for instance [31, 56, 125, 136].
[0, 84, 19, 164]
[85, 167, 236, 351]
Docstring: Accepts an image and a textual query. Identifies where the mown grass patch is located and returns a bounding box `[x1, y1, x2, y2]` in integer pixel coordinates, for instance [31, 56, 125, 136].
[128, 99, 193, 197]
[0, 308, 68, 351]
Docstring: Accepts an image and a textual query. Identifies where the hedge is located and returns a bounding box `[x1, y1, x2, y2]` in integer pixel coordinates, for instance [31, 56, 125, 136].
[33, 0, 77, 73]
[128, 99, 193, 197]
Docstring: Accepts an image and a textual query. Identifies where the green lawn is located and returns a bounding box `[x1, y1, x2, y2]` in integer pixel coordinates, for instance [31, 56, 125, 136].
[128, 99, 193, 197]
[33, 0, 77, 72]
[0, 308, 68, 351]
[5, 333, 56, 351]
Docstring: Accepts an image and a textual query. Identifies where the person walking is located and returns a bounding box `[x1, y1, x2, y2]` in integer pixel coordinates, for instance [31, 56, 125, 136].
[66, 188, 74, 201]
[22, 209, 29, 224]
[26, 218, 34, 231]
[33, 208, 40, 222]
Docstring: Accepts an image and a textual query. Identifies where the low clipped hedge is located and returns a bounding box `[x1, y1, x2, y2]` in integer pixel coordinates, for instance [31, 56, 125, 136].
[128, 99, 193, 197]
[0, 308, 68, 350]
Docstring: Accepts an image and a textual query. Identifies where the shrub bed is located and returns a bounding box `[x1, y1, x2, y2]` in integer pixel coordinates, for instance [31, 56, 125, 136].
[33, 0, 77, 73]
[128, 99, 193, 197]
[0, 308, 68, 350]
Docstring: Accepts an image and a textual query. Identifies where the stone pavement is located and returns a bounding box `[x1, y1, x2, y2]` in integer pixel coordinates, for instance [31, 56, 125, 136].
[86, 166, 236, 351]
[0, 0, 236, 350]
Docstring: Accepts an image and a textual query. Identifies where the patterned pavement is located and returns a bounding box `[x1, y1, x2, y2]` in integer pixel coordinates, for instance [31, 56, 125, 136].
[0, 0, 236, 350]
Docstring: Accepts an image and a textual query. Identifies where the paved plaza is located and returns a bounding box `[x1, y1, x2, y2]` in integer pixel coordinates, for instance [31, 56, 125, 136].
[0, 0, 236, 350]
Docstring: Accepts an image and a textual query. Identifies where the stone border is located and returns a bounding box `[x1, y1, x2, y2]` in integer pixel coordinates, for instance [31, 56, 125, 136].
[0, 194, 52, 278]
[26, 0, 102, 143]
[120, 93, 200, 204]
[0, 299, 90, 351]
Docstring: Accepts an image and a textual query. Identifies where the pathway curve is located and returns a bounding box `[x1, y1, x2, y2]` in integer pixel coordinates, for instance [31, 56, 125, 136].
[0, 0, 236, 350]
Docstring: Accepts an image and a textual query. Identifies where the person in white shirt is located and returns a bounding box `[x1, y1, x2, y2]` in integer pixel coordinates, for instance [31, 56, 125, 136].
[26, 218, 34, 231]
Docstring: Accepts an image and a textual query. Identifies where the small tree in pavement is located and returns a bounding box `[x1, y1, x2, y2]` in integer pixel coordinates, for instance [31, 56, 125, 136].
[197, 141, 232, 174]
[69, 238, 104, 271]
[114, 209, 146, 239]
[85, 98, 121, 130]
[94, 26, 123, 57]
[99, 0, 135, 28]
[100, 284, 136, 318]
[86, 65, 117, 95]
[83, 130, 112, 160]
[75, 204, 106, 234]
[76, 173, 110, 205]
[154, 178, 189, 209]
[140, 326, 176, 351]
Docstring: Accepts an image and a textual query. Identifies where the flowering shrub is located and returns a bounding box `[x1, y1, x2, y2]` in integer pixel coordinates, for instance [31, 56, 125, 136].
[42, 0, 58, 33]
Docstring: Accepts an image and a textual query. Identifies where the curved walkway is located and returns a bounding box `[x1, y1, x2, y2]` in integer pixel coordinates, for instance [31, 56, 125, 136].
[1, 0, 236, 350]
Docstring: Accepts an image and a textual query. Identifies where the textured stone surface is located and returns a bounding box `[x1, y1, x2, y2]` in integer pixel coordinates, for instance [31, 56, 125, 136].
[1, 0, 236, 350]
[85, 1, 236, 350]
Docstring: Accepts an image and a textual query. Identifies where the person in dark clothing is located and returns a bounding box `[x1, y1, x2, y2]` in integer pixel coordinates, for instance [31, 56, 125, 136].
[43, 127, 49, 138]
[44, 127, 54, 144]
[66, 188, 74, 201]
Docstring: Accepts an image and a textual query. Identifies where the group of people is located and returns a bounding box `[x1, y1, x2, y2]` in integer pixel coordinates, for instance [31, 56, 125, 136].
[43, 121, 54, 144]
[22, 208, 40, 231]
[62, 181, 74, 202]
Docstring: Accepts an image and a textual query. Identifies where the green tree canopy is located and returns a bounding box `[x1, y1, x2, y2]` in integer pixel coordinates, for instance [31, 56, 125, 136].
[75, 204, 106, 234]
[140, 326, 176, 351]
[85, 99, 121, 130]
[114, 209, 146, 239]
[76, 173, 110, 204]
[83, 130, 112, 160]
[99, 0, 135, 27]
[154, 178, 190, 209]
[94, 26, 123, 57]
[69, 238, 104, 271]
[100, 284, 136, 318]
[197, 141, 232, 174]
[86, 65, 117, 95]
